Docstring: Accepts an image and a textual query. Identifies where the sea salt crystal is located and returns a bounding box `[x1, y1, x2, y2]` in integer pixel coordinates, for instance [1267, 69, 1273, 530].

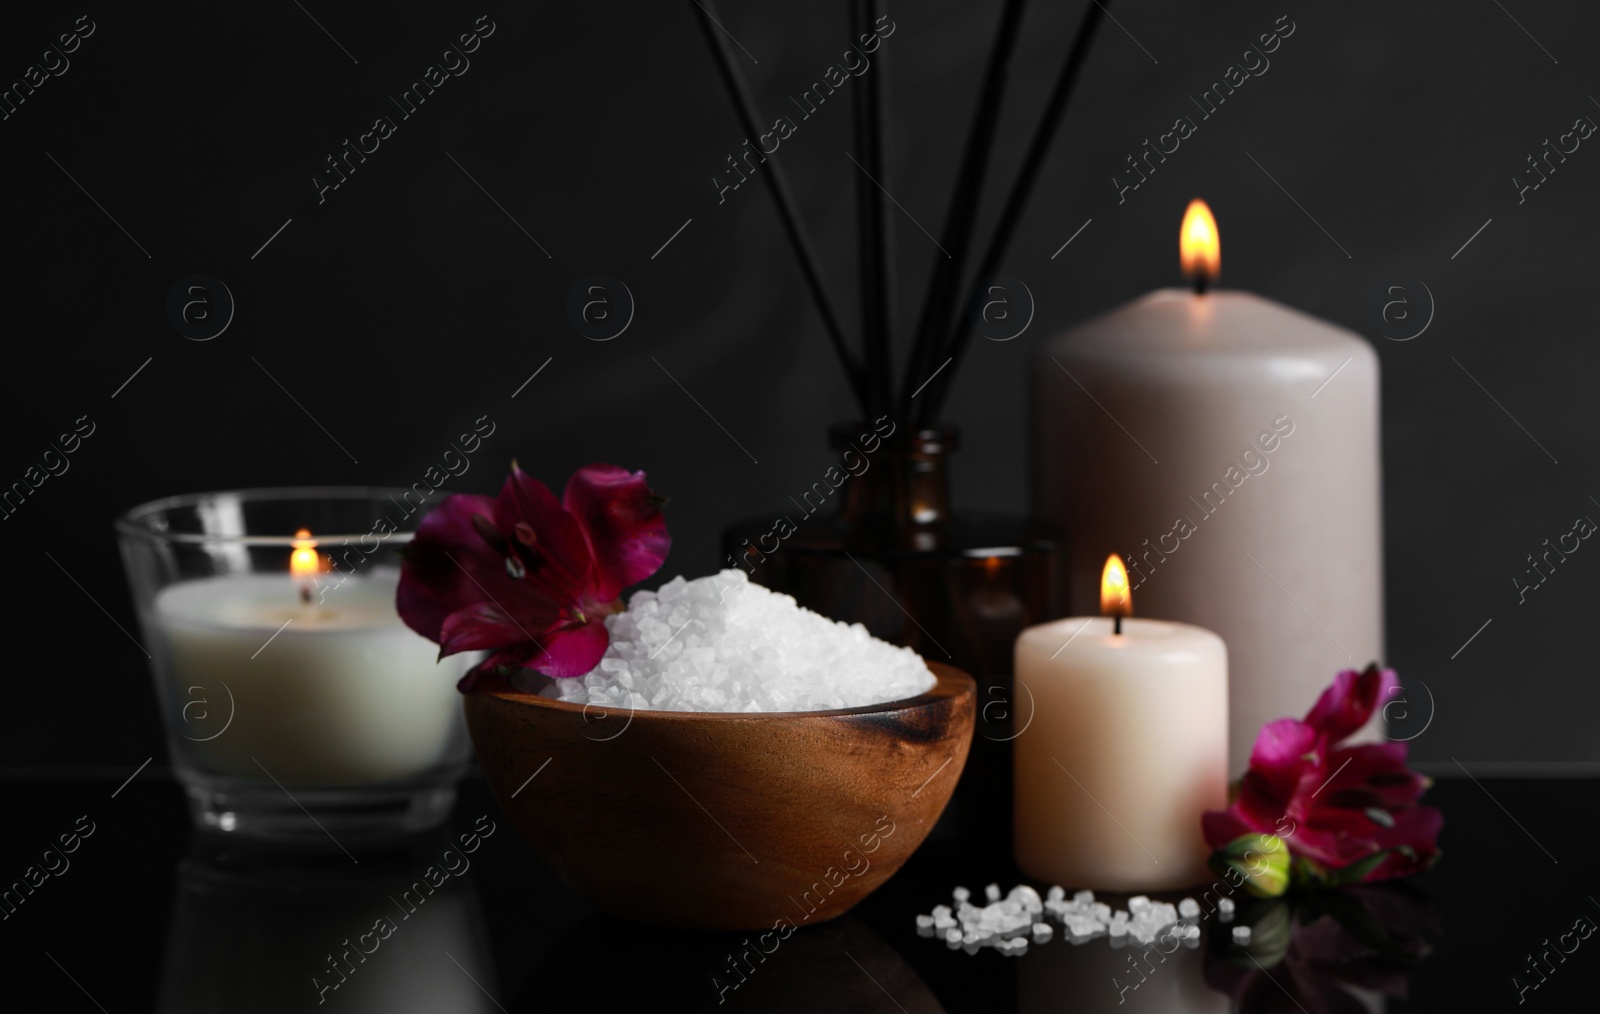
[922, 880, 1229, 960]
[1009, 885, 1043, 911]
[539, 570, 935, 712]
[953, 886, 970, 903]
[1233, 926, 1252, 944]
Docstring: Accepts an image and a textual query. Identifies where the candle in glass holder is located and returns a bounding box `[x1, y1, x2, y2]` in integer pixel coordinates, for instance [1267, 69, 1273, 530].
[153, 530, 469, 786]
[1014, 555, 1227, 891]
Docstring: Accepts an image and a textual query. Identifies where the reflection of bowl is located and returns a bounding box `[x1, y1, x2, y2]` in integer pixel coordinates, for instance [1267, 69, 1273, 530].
[464, 661, 974, 930]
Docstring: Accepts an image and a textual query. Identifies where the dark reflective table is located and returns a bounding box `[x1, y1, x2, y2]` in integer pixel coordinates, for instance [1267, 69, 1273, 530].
[2, 773, 1594, 1011]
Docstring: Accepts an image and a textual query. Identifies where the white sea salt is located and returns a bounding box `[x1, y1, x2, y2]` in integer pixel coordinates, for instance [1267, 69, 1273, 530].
[539, 570, 934, 712]
[1009, 885, 1043, 912]
[1233, 925, 1252, 944]
[919, 881, 1230, 959]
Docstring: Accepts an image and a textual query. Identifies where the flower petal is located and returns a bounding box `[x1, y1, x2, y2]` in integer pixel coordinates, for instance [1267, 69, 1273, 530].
[1251, 717, 1323, 772]
[523, 617, 611, 679]
[397, 494, 502, 641]
[1236, 719, 1325, 826]
[1305, 664, 1399, 742]
[398, 492, 565, 649]
[562, 464, 671, 600]
[437, 603, 538, 657]
[1323, 743, 1430, 812]
[495, 465, 596, 599]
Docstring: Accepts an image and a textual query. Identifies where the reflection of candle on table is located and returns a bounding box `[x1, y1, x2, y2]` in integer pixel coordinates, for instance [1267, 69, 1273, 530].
[1019, 920, 1225, 1014]
[153, 530, 468, 786]
[1034, 200, 1383, 775]
[1014, 555, 1227, 891]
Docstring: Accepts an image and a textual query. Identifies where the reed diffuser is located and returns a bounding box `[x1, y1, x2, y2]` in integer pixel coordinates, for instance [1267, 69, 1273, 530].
[695, 0, 1111, 854]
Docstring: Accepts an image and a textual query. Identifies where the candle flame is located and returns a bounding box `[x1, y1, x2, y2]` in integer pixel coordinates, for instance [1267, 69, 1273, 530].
[290, 528, 320, 580]
[1100, 553, 1131, 618]
[1180, 198, 1220, 286]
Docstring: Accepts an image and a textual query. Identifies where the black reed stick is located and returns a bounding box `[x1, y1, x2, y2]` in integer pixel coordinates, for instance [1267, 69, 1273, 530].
[851, 0, 895, 420]
[914, 0, 1108, 427]
[899, 0, 1030, 420]
[688, 0, 869, 411]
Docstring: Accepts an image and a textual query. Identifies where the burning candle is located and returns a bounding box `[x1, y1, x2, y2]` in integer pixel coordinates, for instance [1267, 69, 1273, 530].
[1034, 200, 1383, 774]
[1013, 555, 1227, 891]
[152, 529, 471, 786]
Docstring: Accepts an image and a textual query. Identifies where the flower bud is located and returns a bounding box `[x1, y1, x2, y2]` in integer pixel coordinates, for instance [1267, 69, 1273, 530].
[1209, 833, 1291, 898]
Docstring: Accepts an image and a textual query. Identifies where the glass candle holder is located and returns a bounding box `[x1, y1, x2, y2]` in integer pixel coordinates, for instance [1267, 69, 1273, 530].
[116, 488, 474, 843]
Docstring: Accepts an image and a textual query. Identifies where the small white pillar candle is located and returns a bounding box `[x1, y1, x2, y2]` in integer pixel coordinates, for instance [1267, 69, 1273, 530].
[1014, 556, 1227, 891]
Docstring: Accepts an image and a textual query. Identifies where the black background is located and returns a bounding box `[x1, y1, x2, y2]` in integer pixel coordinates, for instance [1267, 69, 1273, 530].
[3, 1, 1597, 770]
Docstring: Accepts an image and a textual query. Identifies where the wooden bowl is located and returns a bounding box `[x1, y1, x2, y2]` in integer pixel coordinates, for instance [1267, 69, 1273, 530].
[464, 661, 974, 930]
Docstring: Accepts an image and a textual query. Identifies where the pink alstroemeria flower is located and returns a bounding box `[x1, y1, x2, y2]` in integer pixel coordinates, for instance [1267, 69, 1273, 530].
[1203, 665, 1442, 885]
[397, 462, 669, 685]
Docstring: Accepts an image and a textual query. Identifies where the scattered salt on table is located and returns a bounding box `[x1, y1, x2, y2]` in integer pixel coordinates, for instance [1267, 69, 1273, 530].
[917, 882, 1228, 958]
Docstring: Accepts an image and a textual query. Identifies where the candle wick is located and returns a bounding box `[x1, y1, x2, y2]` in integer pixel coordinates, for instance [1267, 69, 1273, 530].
[1113, 615, 1122, 635]
[1193, 273, 1209, 296]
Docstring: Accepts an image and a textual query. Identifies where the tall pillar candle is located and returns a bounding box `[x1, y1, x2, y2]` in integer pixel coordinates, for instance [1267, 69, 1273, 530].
[1014, 556, 1228, 891]
[1032, 201, 1383, 774]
